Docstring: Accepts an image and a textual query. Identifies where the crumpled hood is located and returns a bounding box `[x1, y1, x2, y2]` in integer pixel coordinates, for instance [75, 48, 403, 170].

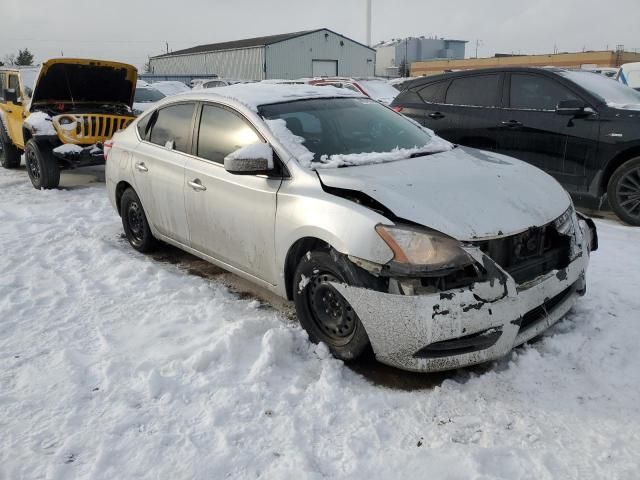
[31, 58, 137, 107]
[316, 146, 571, 241]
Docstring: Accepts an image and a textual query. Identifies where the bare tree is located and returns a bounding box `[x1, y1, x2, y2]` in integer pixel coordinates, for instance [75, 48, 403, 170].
[2, 54, 16, 66]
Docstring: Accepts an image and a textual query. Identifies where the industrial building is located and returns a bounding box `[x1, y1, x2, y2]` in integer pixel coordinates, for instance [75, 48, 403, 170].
[411, 50, 640, 76]
[148, 29, 376, 81]
[374, 37, 467, 77]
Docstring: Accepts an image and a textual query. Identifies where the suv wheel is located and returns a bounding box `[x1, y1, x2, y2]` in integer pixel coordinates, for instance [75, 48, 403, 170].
[0, 124, 21, 169]
[293, 249, 374, 361]
[608, 157, 640, 226]
[25, 139, 60, 189]
[120, 188, 157, 252]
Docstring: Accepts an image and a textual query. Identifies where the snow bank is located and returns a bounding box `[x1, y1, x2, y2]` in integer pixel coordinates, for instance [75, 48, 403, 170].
[1, 166, 639, 479]
[23, 111, 56, 136]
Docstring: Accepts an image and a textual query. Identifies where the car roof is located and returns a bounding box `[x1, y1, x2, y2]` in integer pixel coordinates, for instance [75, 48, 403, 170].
[158, 82, 365, 112]
[406, 66, 567, 88]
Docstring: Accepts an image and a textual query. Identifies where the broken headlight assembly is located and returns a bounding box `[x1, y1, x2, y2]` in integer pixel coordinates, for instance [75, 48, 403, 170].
[375, 224, 475, 276]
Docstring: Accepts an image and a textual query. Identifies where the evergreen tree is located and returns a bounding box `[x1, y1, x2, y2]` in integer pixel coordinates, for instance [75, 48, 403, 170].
[15, 49, 34, 66]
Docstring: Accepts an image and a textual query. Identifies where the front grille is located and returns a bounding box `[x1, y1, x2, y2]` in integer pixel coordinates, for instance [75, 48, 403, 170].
[56, 114, 133, 144]
[474, 223, 571, 284]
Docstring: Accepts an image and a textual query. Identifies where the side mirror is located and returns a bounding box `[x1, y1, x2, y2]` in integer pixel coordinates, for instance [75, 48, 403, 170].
[224, 143, 274, 175]
[556, 100, 591, 116]
[4, 88, 19, 104]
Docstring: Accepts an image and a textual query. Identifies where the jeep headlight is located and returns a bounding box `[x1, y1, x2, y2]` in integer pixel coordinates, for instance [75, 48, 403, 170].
[375, 224, 473, 272]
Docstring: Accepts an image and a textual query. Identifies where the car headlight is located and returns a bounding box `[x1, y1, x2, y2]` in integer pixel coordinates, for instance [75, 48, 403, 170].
[554, 206, 575, 235]
[375, 224, 473, 272]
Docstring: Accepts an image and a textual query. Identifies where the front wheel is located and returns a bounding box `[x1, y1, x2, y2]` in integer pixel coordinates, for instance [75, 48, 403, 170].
[608, 157, 640, 226]
[25, 139, 60, 189]
[120, 188, 157, 253]
[293, 249, 373, 361]
[0, 125, 21, 169]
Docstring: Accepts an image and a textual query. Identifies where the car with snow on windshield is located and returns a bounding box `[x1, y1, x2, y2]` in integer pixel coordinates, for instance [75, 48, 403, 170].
[106, 83, 597, 373]
[0, 58, 136, 189]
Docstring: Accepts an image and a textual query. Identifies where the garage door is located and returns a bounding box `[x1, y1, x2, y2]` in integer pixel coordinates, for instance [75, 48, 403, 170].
[312, 60, 338, 77]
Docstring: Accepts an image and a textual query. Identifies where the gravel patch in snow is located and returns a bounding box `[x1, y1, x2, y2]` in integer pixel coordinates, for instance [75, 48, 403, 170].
[0, 167, 639, 479]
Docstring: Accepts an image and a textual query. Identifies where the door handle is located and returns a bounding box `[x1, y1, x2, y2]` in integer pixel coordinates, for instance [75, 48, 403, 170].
[6, 109, 13, 114]
[501, 120, 523, 128]
[135, 162, 148, 172]
[188, 179, 207, 192]
[428, 112, 445, 119]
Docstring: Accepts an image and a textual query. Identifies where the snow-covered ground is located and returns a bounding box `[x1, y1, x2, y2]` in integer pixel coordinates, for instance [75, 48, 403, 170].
[1, 165, 639, 479]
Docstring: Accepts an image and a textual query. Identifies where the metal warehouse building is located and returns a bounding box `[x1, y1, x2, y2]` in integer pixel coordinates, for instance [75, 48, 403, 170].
[149, 28, 376, 81]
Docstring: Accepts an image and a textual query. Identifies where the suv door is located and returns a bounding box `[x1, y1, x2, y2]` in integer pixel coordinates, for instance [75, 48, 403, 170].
[496, 73, 599, 191]
[132, 102, 196, 245]
[184, 103, 283, 284]
[1, 73, 26, 149]
[422, 73, 504, 150]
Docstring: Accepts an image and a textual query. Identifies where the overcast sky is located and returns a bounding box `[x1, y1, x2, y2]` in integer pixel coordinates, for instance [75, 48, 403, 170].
[2, 0, 639, 69]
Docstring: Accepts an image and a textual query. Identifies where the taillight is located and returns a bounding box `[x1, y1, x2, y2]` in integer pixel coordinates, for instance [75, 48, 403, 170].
[103, 139, 114, 160]
[392, 106, 403, 113]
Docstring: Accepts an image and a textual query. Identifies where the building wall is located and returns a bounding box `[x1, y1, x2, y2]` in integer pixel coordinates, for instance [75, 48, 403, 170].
[266, 29, 375, 79]
[411, 51, 640, 76]
[374, 45, 396, 76]
[149, 46, 265, 80]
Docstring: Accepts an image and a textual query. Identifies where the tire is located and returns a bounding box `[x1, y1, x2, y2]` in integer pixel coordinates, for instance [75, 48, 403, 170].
[0, 122, 21, 169]
[25, 139, 60, 189]
[608, 157, 640, 226]
[293, 248, 377, 361]
[120, 188, 157, 253]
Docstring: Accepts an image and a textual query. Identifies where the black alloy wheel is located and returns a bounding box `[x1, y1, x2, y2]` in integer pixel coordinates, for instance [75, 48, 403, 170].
[120, 188, 157, 252]
[609, 157, 640, 226]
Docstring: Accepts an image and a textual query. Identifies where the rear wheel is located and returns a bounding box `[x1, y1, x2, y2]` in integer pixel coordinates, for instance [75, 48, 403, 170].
[0, 124, 21, 169]
[608, 157, 640, 226]
[120, 188, 157, 253]
[293, 249, 374, 361]
[25, 139, 60, 189]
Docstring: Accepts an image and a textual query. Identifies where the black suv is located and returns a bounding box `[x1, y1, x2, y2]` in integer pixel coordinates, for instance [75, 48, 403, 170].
[391, 68, 640, 225]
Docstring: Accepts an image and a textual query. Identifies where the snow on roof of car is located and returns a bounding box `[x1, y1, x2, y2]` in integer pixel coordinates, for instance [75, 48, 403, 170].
[182, 83, 364, 111]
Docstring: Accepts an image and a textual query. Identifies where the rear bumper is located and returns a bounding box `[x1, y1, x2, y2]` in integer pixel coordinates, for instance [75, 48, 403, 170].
[333, 219, 594, 372]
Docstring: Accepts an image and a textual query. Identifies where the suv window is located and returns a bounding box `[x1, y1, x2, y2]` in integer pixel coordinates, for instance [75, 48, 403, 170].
[417, 81, 448, 103]
[148, 103, 195, 153]
[510, 74, 578, 110]
[196, 104, 261, 164]
[445, 75, 500, 107]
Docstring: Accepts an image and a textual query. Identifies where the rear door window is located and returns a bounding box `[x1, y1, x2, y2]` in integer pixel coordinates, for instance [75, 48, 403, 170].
[445, 74, 501, 107]
[510, 74, 578, 110]
[417, 81, 448, 103]
[148, 103, 195, 153]
[196, 104, 262, 164]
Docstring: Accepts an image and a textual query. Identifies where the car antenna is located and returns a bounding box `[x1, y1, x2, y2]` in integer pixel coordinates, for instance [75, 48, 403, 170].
[64, 69, 75, 108]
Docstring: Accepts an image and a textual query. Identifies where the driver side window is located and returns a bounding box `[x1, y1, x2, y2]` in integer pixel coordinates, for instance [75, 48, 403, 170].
[510, 74, 579, 111]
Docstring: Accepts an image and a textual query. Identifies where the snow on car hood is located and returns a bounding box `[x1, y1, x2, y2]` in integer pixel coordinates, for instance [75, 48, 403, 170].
[317, 146, 571, 241]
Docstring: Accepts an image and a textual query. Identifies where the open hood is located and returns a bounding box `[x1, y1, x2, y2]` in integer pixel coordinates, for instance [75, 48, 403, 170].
[316, 146, 571, 241]
[30, 58, 137, 107]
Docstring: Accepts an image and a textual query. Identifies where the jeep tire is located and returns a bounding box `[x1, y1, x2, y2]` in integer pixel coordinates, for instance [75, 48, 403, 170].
[25, 139, 60, 189]
[0, 122, 21, 169]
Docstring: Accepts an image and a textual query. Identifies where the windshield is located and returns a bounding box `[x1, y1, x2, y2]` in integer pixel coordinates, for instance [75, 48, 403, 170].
[560, 70, 640, 108]
[19, 68, 39, 98]
[134, 87, 166, 103]
[259, 97, 448, 168]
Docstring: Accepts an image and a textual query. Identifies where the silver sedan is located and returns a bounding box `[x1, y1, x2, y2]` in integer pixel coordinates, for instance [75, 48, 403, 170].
[105, 83, 597, 372]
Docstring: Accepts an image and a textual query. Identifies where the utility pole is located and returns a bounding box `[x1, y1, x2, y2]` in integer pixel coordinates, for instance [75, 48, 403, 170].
[475, 39, 483, 58]
[166, 41, 169, 54]
[365, 0, 372, 46]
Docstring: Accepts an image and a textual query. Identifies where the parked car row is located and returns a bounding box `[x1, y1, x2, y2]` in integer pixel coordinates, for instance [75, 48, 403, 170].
[391, 67, 640, 225]
[105, 82, 597, 373]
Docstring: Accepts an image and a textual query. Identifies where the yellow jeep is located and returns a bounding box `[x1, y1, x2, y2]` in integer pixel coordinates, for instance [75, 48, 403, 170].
[0, 58, 137, 189]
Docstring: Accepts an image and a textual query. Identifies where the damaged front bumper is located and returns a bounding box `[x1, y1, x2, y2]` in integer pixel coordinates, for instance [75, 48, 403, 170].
[334, 218, 594, 372]
[52, 143, 105, 168]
